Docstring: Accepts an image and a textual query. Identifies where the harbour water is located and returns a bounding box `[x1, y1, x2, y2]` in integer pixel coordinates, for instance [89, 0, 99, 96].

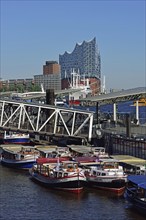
[0, 101, 146, 219]
[0, 165, 145, 220]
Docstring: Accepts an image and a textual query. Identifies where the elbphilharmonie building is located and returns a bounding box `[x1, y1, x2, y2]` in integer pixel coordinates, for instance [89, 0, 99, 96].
[59, 37, 101, 79]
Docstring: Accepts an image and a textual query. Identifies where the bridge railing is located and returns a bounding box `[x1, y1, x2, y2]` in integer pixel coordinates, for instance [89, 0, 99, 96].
[0, 99, 94, 141]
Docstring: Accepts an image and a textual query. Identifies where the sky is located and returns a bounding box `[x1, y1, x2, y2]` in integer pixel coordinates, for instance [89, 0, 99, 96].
[0, 0, 145, 90]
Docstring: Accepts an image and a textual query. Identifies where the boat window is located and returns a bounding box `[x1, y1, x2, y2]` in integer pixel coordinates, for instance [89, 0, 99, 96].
[97, 172, 100, 176]
[101, 173, 106, 176]
[54, 172, 57, 178]
[64, 173, 68, 177]
[49, 170, 53, 176]
[67, 164, 74, 169]
[74, 164, 78, 169]
[58, 172, 62, 177]
[104, 163, 115, 169]
[93, 171, 96, 176]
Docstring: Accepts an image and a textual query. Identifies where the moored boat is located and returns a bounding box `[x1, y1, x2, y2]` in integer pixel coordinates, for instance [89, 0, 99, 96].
[3, 131, 30, 145]
[85, 159, 127, 195]
[29, 159, 86, 193]
[35, 145, 72, 163]
[36, 145, 72, 158]
[1, 145, 39, 169]
[90, 146, 110, 159]
[124, 175, 146, 215]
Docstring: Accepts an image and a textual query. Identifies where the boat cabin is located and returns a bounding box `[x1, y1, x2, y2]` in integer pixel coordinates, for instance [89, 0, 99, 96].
[67, 144, 92, 157]
[61, 161, 79, 171]
[87, 159, 125, 178]
[1, 145, 39, 160]
[91, 147, 109, 158]
[35, 146, 71, 158]
[85, 159, 123, 172]
[35, 146, 58, 158]
[103, 162, 118, 170]
[35, 161, 80, 178]
[1, 146, 21, 160]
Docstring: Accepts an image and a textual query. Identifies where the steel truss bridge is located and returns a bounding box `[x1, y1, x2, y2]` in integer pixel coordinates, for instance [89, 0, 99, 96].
[0, 99, 94, 142]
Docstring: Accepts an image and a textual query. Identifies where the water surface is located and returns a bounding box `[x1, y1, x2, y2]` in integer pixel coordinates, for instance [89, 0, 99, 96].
[0, 165, 145, 220]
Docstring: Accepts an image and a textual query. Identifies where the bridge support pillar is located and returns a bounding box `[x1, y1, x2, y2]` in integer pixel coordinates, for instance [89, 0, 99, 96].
[46, 89, 55, 105]
[135, 100, 139, 125]
[126, 113, 131, 138]
[113, 103, 117, 122]
[96, 102, 99, 124]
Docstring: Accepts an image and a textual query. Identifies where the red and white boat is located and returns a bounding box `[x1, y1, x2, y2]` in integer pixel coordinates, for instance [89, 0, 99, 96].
[29, 159, 87, 194]
[85, 159, 127, 195]
[35, 146, 72, 163]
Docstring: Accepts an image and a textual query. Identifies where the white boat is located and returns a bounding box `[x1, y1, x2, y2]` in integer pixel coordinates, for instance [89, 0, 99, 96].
[91, 147, 110, 159]
[35, 145, 72, 163]
[1, 145, 39, 169]
[3, 131, 30, 145]
[85, 159, 127, 195]
[29, 160, 86, 193]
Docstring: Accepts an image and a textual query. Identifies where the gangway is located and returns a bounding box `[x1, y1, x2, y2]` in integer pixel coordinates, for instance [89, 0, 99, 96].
[0, 99, 94, 142]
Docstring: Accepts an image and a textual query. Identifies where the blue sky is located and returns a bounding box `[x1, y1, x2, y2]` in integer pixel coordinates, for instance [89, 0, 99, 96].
[1, 0, 145, 90]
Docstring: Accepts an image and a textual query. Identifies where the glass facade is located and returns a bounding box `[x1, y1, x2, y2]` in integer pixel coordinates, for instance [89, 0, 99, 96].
[59, 37, 101, 79]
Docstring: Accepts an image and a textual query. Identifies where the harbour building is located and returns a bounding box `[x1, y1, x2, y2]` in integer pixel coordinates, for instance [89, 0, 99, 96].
[34, 61, 61, 91]
[59, 37, 101, 80]
[0, 78, 34, 92]
[43, 61, 60, 75]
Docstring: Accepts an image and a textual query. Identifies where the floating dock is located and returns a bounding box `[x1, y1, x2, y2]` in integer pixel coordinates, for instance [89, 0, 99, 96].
[112, 155, 146, 174]
[112, 155, 146, 165]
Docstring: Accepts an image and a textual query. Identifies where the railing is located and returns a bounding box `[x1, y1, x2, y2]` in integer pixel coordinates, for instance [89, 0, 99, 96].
[0, 99, 94, 141]
[104, 133, 146, 159]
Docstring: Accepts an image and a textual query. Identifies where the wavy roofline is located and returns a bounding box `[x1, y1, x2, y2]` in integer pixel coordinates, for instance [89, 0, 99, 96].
[60, 37, 96, 56]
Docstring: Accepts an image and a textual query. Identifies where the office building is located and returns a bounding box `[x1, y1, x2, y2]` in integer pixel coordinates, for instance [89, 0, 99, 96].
[34, 73, 61, 91]
[34, 61, 61, 91]
[43, 61, 60, 75]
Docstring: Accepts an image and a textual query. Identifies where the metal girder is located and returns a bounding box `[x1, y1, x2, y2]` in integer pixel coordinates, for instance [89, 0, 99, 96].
[0, 99, 94, 141]
[80, 87, 146, 105]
